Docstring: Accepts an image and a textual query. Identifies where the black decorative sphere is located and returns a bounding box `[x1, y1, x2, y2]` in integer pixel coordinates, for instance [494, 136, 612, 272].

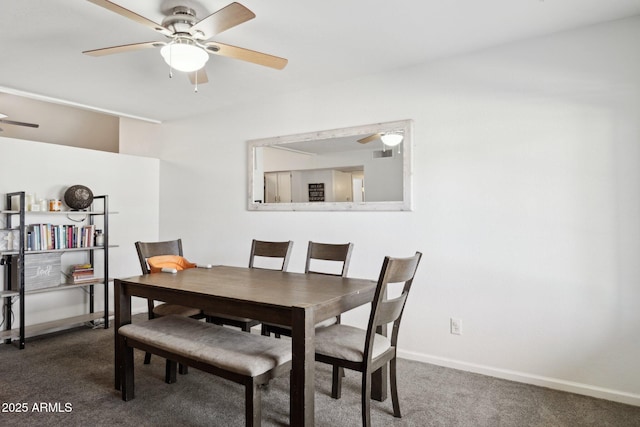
[64, 185, 94, 210]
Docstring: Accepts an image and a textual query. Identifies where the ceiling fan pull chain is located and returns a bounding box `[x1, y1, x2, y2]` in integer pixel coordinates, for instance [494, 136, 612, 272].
[194, 71, 198, 93]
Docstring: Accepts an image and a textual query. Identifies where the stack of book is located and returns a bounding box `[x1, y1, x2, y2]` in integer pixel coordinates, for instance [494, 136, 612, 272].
[66, 264, 99, 285]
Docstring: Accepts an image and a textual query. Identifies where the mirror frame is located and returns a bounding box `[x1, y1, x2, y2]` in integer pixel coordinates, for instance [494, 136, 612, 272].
[247, 119, 413, 211]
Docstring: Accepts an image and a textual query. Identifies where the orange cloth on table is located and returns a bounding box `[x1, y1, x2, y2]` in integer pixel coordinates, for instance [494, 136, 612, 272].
[147, 255, 197, 273]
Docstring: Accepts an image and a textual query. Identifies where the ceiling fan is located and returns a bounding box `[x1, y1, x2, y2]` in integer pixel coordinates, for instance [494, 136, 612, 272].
[0, 113, 40, 132]
[358, 132, 404, 147]
[83, 0, 288, 87]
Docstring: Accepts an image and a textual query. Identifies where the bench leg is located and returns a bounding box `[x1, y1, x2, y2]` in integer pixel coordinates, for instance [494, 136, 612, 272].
[179, 364, 189, 375]
[122, 345, 135, 401]
[165, 360, 177, 384]
[245, 381, 261, 427]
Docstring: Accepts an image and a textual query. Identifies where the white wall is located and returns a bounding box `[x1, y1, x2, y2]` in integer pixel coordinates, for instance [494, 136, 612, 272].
[0, 137, 160, 327]
[120, 17, 640, 405]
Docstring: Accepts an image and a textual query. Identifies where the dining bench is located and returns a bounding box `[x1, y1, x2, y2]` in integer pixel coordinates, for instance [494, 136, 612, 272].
[118, 314, 292, 427]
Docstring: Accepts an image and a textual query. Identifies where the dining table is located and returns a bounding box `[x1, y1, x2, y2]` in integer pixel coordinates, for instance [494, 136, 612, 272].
[114, 265, 382, 426]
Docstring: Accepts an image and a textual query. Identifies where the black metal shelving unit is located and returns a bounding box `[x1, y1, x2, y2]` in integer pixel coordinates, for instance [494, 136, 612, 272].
[0, 191, 114, 349]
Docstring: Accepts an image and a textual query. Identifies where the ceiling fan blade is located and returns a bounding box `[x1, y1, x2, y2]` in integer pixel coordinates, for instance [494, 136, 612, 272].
[83, 41, 164, 57]
[205, 41, 287, 70]
[188, 69, 209, 85]
[87, 0, 172, 36]
[358, 133, 381, 144]
[190, 2, 255, 40]
[0, 119, 39, 128]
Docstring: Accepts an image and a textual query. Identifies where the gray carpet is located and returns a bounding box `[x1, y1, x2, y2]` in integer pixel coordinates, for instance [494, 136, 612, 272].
[1, 319, 639, 427]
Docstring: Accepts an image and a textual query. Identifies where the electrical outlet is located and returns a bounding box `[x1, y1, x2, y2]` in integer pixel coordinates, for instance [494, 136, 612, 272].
[450, 318, 462, 335]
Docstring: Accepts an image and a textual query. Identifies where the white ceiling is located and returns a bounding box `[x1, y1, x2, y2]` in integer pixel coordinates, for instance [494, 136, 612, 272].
[2, 0, 640, 123]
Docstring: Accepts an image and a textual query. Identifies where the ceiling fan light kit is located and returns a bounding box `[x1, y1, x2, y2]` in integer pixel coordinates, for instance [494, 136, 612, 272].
[160, 38, 209, 72]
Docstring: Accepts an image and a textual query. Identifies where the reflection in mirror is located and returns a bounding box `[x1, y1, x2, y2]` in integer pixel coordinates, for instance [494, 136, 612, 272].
[248, 119, 412, 211]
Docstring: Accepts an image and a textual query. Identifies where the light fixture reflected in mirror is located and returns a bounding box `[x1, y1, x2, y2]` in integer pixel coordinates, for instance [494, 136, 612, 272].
[160, 38, 209, 72]
[381, 132, 403, 147]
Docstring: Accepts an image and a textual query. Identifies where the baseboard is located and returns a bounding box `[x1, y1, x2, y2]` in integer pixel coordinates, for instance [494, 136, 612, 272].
[398, 349, 640, 407]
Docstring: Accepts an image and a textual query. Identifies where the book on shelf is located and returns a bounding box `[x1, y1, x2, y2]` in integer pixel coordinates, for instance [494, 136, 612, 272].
[25, 223, 96, 251]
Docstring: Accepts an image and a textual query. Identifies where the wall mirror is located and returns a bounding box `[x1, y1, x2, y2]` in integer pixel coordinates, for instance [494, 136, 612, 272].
[247, 119, 413, 211]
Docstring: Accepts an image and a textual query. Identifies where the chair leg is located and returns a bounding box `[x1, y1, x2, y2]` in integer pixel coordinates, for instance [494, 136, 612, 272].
[165, 360, 177, 384]
[260, 325, 270, 336]
[362, 371, 372, 427]
[331, 366, 343, 399]
[390, 358, 401, 418]
[242, 323, 251, 333]
[144, 352, 152, 364]
[245, 380, 261, 427]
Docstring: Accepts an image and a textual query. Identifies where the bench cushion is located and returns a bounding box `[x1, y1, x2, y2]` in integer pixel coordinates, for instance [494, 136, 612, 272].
[119, 315, 291, 377]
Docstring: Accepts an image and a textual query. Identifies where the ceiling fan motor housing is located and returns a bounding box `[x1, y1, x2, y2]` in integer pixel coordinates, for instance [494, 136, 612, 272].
[162, 6, 201, 38]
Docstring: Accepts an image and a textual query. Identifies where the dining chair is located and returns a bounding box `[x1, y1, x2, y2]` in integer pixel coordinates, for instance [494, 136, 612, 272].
[314, 251, 422, 427]
[205, 239, 294, 332]
[261, 241, 353, 337]
[135, 239, 203, 370]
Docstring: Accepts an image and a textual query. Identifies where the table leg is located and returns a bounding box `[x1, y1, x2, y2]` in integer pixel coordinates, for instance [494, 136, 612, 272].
[114, 279, 131, 391]
[291, 305, 315, 426]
